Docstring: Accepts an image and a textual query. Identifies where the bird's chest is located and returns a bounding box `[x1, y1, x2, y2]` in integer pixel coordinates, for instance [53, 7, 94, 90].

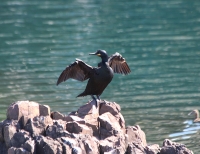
[96, 66, 113, 80]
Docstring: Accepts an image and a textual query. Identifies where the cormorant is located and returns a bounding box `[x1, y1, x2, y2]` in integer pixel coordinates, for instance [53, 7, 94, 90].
[57, 49, 131, 103]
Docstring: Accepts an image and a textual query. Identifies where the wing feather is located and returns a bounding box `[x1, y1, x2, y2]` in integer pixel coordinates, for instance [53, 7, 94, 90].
[108, 52, 131, 75]
[57, 59, 93, 85]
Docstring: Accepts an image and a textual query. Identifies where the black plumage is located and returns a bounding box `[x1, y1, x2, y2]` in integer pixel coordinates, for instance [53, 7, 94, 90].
[57, 50, 131, 100]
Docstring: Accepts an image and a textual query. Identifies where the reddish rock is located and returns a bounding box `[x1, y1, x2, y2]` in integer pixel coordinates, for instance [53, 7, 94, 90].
[66, 121, 92, 136]
[99, 101, 121, 116]
[98, 112, 124, 139]
[7, 101, 40, 121]
[126, 125, 147, 146]
[51, 111, 65, 120]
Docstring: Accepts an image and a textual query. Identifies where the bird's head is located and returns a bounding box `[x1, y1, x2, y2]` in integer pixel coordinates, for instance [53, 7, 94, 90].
[89, 50, 109, 62]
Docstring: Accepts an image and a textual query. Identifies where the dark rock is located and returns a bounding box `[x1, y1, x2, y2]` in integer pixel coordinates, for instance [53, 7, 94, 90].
[35, 136, 63, 154]
[46, 120, 71, 139]
[4, 121, 18, 148]
[160, 139, 193, 154]
[24, 116, 53, 136]
[0, 142, 7, 154]
[39, 104, 50, 117]
[10, 130, 30, 148]
[22, 139, 35, 154]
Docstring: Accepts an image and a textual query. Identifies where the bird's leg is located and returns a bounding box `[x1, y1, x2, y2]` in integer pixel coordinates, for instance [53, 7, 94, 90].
[96, 95, 101, 107]
[90, 95, 98, 107]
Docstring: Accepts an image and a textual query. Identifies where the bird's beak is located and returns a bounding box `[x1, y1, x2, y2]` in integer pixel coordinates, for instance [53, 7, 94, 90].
[188, 111, 193, 116]
[89, 53, 101, 56]
[89, 53, 96, 55]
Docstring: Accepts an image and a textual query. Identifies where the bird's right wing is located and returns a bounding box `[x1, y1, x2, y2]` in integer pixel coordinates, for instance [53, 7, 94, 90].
[56, 59, 93, 85]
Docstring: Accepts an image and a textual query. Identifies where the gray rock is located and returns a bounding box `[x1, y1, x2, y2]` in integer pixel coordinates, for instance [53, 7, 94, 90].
[10, 130, 30, 148]
[160, 139, 193, 154]
[24, 116, 53, 136]
[46, 120, 71, 139]
[35, 136, 63, 154]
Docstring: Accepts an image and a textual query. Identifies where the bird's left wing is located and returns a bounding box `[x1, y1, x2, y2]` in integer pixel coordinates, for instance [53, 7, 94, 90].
[108, 52, 131, 75]
[56, 59, 93, 85]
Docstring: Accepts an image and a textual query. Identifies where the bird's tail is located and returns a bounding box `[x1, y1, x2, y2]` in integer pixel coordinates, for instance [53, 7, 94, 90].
[77, 92, 87, 97]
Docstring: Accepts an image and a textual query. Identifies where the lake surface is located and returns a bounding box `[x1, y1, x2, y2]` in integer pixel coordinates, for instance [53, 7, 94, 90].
[0, 0, 200, 152]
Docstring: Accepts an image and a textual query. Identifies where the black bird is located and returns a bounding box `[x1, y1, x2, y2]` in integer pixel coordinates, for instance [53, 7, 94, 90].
[57, 50, 131, 102]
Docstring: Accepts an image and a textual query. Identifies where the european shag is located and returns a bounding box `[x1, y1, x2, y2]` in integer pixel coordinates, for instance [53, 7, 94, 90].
[57, 49, 131, 102]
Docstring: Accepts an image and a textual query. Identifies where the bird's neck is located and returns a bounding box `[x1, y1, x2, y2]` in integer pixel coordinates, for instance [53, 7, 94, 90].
[101, 56, 109, 63]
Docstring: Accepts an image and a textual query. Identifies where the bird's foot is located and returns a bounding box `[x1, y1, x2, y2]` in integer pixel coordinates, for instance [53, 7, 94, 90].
[90, 95, 99, 107]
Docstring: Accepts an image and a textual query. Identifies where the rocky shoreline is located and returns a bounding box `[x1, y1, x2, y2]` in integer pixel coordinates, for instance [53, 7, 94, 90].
[0, 100, 193, 154]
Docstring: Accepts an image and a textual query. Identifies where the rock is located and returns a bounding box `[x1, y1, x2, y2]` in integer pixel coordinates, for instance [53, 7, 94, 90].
[0, 100, 194, 154]
[22, 139, 35, 154]
[160, 139, 193, 154]
[4, 120, 18, 148]
[35, 136, 63, 154]
[99, 101, 121, 116]
[24, 116, 53, 136]
[51, 111, 65, 120]
[39, 104, 51, 117]
[10, 130, 30, 148]
[0, 142, 7, 154]
[66, 121, 93, 136]
[99, 135, 126, 154]
[8, 147, 31, 154]
[64, 115, 85, 125]
[46, 120, 71, 139]
[7, 101, 40, 121]
[0, 121, 4, 142]
[145, 144, 160, 154]
[98, 112, 124, 139]
[126, 125, 147, 146]
[77, 100, 99, 137]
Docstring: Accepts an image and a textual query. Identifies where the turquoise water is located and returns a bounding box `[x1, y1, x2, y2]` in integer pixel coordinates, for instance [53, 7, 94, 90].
[0, 0, 200, 152]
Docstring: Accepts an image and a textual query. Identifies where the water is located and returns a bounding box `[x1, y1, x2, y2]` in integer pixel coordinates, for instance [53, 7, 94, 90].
[0, 0, 200, 152]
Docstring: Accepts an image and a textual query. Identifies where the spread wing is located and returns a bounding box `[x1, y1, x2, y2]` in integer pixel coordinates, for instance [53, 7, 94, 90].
[108, 52, 131, 75]
[57, 59, 93, 85]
